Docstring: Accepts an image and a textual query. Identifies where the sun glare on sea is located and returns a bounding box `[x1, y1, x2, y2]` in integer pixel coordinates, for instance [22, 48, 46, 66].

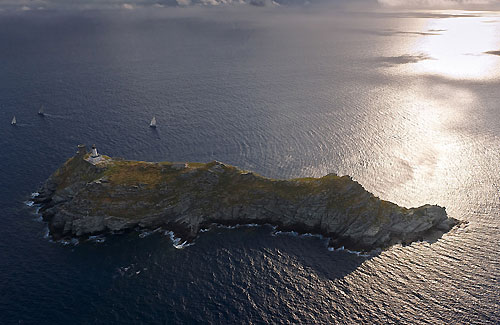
[412, 12, 500, 79]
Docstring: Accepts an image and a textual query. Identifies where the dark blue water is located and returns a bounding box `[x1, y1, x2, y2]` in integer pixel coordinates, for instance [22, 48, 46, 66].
[1, 9, 499, 324]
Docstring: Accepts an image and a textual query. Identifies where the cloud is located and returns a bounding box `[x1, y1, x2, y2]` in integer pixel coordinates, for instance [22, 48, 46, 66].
[354, 28, 445, 37]
[484, 50, 500, 56]
[396, 31, 442, 36]
[0, 0, 361, 10]
[176, 0, 192, 6]
[199, 0, 220, 5]
[378, 0, 500, 9]
[20, 5, 31, 11]
[376, 54, 434, 66]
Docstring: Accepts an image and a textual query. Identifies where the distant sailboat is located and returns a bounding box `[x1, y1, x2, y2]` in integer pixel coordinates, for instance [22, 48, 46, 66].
[150, 116, 157, 128]
[11, 116, 16, 125]
[38, 105, 45, 116]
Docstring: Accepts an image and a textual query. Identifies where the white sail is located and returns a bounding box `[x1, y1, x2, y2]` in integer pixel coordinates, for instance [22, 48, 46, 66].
[150, 116, 157, 128]
[38, 105, 44, 115]
[11, 116, 16, 125]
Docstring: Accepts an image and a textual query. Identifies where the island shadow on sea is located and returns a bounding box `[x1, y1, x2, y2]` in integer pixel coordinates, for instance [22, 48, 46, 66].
[55, 223, 369, 281]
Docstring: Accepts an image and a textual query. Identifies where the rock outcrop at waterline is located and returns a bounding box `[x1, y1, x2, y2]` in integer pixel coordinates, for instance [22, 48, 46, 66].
[33, 145, 459, 251]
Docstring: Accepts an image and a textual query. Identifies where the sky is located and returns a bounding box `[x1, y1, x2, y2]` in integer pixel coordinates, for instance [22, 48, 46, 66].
[1, 0, 500, 11]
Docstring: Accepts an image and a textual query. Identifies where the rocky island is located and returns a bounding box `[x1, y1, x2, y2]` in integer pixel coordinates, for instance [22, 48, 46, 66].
[33, 145, 459, 251]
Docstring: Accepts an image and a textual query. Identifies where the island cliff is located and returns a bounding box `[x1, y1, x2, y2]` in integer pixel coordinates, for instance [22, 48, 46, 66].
[33, 145, 459, 251]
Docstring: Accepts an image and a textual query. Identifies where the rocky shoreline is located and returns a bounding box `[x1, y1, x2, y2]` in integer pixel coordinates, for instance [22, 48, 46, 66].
[33, 145, 460, 252]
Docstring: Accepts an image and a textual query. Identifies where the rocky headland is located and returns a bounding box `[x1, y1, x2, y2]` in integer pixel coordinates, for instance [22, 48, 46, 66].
[33, 145, 459, 251]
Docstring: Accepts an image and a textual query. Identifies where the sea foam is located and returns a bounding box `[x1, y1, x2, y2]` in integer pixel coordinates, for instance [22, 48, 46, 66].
[164, 230, 194, 249]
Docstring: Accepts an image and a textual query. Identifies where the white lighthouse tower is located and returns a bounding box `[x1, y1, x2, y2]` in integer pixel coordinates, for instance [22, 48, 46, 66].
[91, 144, 99, 158]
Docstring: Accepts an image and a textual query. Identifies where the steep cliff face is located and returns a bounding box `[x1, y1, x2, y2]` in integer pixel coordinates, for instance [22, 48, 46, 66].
[34, 147, 459, 251]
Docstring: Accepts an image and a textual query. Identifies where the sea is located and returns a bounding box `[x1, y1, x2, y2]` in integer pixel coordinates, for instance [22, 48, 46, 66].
[0, 6, 499, 324]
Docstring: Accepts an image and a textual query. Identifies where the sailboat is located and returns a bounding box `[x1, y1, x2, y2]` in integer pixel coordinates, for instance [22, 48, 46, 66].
[150, 116, 157, 128]
[11, 116, 16, 125]
[38, 105, 45, 116]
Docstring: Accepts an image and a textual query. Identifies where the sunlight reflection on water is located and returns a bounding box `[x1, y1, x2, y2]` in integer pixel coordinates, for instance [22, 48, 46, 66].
[414, 13, 500, 79]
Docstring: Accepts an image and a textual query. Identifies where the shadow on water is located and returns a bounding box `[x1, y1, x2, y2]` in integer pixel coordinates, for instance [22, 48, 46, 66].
[201, 225, 369, 281]
[148, 125, 162, 139]
[17, 225, 370, 323]
[84, 225, 370, 282]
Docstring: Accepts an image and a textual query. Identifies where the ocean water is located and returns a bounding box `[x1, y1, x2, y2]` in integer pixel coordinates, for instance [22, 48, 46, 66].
[1, 8, 499, 324]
